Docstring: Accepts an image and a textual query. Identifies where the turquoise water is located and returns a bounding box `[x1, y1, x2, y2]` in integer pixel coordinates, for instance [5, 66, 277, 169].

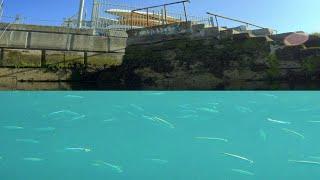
[0, 91, 320, 179]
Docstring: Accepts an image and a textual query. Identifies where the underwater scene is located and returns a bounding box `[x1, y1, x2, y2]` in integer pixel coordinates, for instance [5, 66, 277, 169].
[0, 91, 320, 180]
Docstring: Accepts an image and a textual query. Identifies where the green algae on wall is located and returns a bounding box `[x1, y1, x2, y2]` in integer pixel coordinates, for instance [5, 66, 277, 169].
[3, 50, 41, 67]
[266, 53, 280, 79]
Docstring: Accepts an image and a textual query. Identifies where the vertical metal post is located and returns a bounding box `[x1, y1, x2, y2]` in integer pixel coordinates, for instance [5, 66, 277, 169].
[215, 15, 219, 29]
[40, 50, 46, 68]
[91, 0, 100, 30]
[209, 17, 214, 27]
[152, 10, 155, 26]
[77, 0, 85, 28]
[0, 48, 4, 65]
[214, 15, 220, 39]
[146, 8, 149, 27]
[160, 9, 164, 25]
[164, 5, 167, 24]
[84, 52, 88, 68]
[183, 2, 188, 22]
[131, 11, 133, 29]
[0, 0, 4, 22]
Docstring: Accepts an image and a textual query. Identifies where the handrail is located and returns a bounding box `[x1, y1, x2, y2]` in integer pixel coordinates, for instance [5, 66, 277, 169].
[207, 12, 265, 29]
[130, 0, 190, 29]
[132, 0, 190, 12]
[207, 12, 278, 35]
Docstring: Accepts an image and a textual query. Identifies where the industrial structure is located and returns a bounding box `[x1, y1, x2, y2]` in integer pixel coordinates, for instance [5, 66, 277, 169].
[62, 0, 191, 33]
[0, 0, 4, 21]
[62, 0, 137, 31]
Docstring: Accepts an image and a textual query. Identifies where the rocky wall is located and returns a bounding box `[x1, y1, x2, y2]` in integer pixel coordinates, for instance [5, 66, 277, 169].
[97, 23, 320, 90]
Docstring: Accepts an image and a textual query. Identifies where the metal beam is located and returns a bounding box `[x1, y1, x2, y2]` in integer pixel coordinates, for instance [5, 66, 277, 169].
[77, 0, 85, 28]
[132, 0, 190, 12]
[207, 12, 265, 29]
[0, 0, 4, 21]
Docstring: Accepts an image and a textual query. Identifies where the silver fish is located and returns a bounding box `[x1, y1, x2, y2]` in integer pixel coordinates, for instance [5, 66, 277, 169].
[23, 157, 44, 162]
[16, 139, 39, 144]
[282, 128, 305, 139]
[3, 126, 24, 130]
[195, 137, 228, 142]
[267, 118, 291, 125]
[94, 160, 123, 173]
[65, 147, 91, 152]
[289, 159, 320, 165]
[35, 127, 56, 132]
[223, 152, 254, 164]
[231, 169, 254, 176]
[64, 95, 84, 99]
[146, 159, 168, 164]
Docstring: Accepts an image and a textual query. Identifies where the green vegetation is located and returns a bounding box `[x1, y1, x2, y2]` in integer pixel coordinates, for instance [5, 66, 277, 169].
[266, 53, 280, 79]
[311, 32, 320, 37]
[302, 56, 320, 74]
[5, 50, 40, 67]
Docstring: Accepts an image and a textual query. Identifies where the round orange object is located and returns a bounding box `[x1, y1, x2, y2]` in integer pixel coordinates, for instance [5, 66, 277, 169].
[284, 32, 309, 46]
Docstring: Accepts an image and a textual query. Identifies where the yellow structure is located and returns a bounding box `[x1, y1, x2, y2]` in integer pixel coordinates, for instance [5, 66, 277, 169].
[106, 9, 182, 27]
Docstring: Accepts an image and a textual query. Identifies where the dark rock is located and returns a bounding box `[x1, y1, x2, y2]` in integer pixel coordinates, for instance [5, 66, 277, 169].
[304, 35, 320, 48]
[276, 45, 306, 61]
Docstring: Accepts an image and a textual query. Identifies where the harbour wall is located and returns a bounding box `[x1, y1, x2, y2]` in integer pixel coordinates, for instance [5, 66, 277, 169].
[0, 23, 127, 52]
[0, 22, 320, 90]
[97, 22, 320, 90]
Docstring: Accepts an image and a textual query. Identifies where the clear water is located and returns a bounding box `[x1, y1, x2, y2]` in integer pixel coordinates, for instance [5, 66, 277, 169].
[0, 91, 320, 180]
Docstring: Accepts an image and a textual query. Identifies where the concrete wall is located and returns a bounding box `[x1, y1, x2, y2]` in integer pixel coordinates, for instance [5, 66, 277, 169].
[0, 24, 127, 53]
[0, 68, 73, 81]
[0, 49, 124, 67]
[0, 23, 94, 35]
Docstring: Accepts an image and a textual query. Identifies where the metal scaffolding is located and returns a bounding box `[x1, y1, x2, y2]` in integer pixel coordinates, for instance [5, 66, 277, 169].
[0, 0, 4, 21]
[63, 0, 195, 31]
[77, 0, 85, 28]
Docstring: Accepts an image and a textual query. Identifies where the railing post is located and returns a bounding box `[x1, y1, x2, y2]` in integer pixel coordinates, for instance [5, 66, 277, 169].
[214, 15, 219, 29]
[147, 8, 149, 27]
[164, 5, 167, 24]
[183, 1, 188, 22]
[209, 17, 214, 27]
[161, 9, 164, 25]
[214, 15, 220, 39]
[152, 10, 155, 26]
[131, 11, 133, 29]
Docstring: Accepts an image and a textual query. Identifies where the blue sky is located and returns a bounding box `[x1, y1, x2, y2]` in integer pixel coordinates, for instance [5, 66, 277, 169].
[3, 0, 320, 33]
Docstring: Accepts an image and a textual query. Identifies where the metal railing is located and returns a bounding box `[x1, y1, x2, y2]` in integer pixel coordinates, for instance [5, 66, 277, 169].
[207, 12, 277, 35]
[130, 0, 190, 29]
[207, 12, 265, 30]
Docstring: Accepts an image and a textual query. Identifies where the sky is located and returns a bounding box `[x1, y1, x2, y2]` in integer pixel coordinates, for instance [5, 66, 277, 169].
[2, 0, 320, 33]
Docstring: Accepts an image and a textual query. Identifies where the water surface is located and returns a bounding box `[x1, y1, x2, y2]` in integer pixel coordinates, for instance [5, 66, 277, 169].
[0, 91, 319, 179]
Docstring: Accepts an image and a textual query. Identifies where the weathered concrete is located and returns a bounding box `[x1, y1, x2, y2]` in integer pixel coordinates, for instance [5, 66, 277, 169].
[0, 31, 29, 48]
[0, 49, 123, 68]
[0, 68, 73, 82]
[0, 23, 127, 53]
[0, 23, 94, 35]
[29, 32, 70, 50]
